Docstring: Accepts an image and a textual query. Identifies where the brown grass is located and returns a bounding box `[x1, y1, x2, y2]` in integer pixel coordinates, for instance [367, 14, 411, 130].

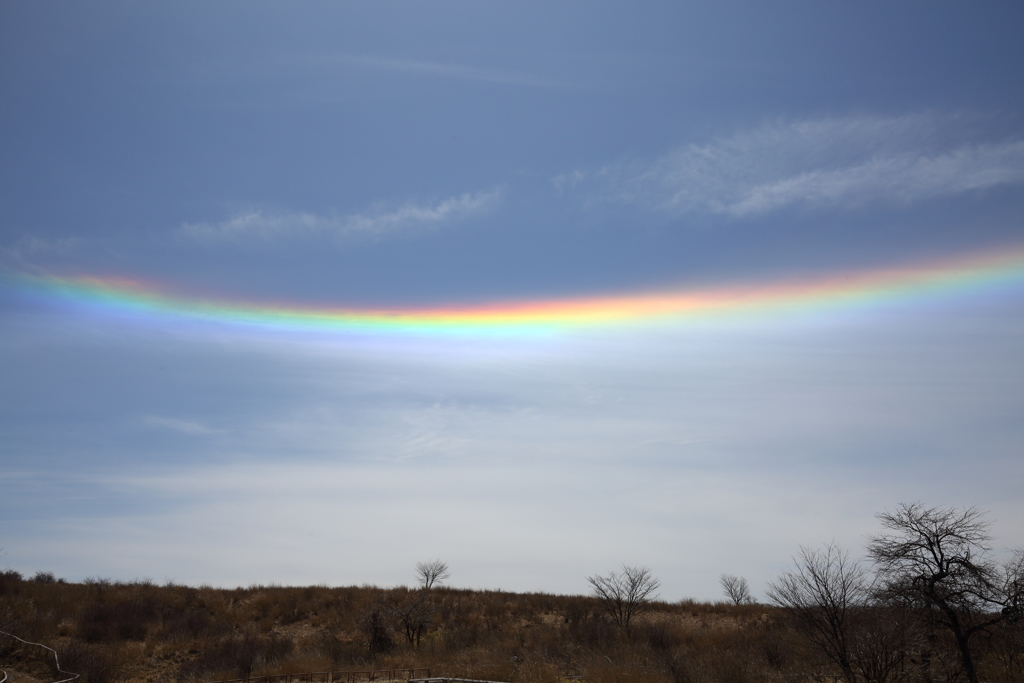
[0, 570, 1020, 683]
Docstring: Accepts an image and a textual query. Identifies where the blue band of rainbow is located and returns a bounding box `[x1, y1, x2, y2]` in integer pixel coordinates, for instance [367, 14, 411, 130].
[5, 246, 1024, 338]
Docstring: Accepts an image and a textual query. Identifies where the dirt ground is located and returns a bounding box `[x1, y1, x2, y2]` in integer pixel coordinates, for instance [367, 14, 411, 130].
[1, 668, 46, 683]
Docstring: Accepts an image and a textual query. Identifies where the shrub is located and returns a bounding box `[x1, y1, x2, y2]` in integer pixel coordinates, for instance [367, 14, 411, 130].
[179, 635, 262, 682]
[0, 569, 22, 596]
[358, 608, 394, 656]
[55, 641, 117, 683]
[79, 598, 157, 643]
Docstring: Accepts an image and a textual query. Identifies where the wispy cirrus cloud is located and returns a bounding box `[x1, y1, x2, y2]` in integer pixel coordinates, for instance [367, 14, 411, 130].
[144, 416, 224, 436]
[561, 114, 1024, 217]
[316, 53, 567, 89]
[1, 235, 82, 262]
[182, 189, 500, 245]
[717, 142, 1024, 217]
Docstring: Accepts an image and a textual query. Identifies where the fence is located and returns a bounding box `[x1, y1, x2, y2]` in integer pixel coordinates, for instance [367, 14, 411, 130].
[0, 629, 79, 683]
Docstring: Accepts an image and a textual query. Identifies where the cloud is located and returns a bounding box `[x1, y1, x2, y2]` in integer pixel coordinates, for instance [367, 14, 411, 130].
[144, 416, 223, 436]
[6, 299, 1024, 594]
[4, 281, 1024, 594]
[182, 210, 325, 242]
[321, 54, 566, 89]
[342, 190, 500, 234]
[1, 235, 82, 262]
[181, 189, 500, 244]
[572, 114, 1024, 217]
[720, 142, 1024, 217]
[552, 169, 585, 193]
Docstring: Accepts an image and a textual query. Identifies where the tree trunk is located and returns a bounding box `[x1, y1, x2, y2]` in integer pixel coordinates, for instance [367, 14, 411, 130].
[941, 605, 979, 683]
[839, 658, 858, 683]
[954, 632, 979, 683]
[917, 647, 932, 683]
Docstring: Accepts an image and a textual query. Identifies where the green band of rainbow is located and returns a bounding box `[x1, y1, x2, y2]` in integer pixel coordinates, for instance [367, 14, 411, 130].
[6, 246, 1024, 338]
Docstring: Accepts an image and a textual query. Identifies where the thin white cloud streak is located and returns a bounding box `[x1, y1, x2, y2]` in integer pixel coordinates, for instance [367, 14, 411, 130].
[565, 114, 1024, 217]
[1, 235, 82, 262]
[321, 54, 567, 89]
[181, 189, 500, 244]
[343, 190, 499, 234]
[722, 142, 1024, 217]
[144, 416, 223, 436]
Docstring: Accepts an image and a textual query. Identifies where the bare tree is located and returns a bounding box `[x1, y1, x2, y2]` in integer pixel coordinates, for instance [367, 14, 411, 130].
[719, 574, 752, 605]
[587, 565, 660, 634]
[766, 542, 868, 683]
[867, 503, 1024, 683]
[848, 603, 917, 683]
[357, 608, 394, 656]
[381, 588, 434, 648]
[1001, 547, 1024, 622]
[415, 559, 450, 590]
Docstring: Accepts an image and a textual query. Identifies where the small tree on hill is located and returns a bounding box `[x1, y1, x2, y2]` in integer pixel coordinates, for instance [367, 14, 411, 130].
[587, 565, 660, 634]
[720, 574, 753, 605]
[415, 559, 450, 589]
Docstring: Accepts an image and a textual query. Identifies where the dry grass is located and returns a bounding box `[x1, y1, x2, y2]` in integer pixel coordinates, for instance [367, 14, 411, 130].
[0, 570, 1020, 683]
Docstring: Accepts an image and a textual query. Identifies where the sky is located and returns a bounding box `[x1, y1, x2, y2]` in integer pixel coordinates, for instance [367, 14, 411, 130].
[2, 1, 1023, 600]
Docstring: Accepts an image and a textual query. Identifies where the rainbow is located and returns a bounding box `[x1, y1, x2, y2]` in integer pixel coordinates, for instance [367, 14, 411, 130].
[5, 246, 1024, 338]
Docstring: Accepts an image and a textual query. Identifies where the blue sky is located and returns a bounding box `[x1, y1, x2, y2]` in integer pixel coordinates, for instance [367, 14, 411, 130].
[2, 1, 1023, 599]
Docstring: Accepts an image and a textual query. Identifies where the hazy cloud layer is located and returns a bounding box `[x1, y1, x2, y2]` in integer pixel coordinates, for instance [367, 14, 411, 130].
[560, 115, 1024, 217]
[4, 295, 1024, 595]
[182, 189, 500, 245]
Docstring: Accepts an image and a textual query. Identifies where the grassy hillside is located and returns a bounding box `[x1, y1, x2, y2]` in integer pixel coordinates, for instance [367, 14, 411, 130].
[0, 570, 1019, 683]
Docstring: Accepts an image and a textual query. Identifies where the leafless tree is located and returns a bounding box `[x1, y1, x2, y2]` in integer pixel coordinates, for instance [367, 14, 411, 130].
[1002, 548, 1024, 622]
[719, 574, 752, 605]
[766, 542, 868, 683]
[986, 562, 1024, 683]
[848, 603, 916, 683]
[415, 559, 450, 590]
[867, 503, 1024, 683]
[381, 588, 434, 648]
[587, 565, 660, 634]
[357, 608, 394, 656]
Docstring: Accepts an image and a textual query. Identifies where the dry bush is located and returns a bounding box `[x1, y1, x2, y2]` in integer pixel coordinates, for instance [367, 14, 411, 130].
[982, 617, 1024, 683]
[177, 632, 295, 682]
[55, 641, 121, 683]
[357, 608, 394, 657]
[79, 598, 158, 643]
[0, 570, 24, 597]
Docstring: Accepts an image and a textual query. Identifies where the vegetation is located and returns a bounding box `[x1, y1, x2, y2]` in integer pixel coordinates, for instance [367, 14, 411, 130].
[868, 504, 1024, 683]
[0, 573, 779, 683]
[586, 565, 661, 635]
[764, 505, 1023, 683]
[0, 505, 1020, 683]
[719, 575, 752, 606]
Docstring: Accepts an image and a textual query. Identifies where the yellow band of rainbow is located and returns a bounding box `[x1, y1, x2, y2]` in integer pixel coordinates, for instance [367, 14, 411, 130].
[6, 245, 1024, 338]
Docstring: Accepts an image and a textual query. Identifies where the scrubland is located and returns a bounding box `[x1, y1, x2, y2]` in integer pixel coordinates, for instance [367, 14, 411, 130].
[0, 570, 1020, 683]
